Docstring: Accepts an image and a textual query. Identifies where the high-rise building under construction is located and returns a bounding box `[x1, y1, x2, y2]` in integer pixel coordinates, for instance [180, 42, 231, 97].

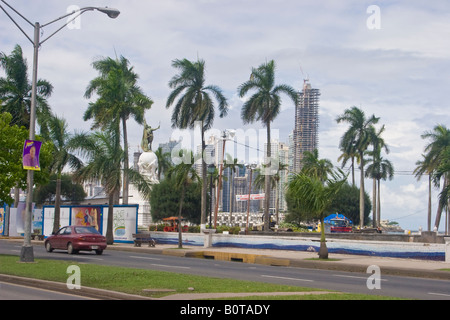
[291, 79, 320, 173]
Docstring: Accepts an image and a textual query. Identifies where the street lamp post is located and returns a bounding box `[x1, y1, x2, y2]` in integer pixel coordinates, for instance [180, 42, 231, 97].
[213, 130, 235, 228]
[245, 163, 257, 234]
[0, 1, 120, 262]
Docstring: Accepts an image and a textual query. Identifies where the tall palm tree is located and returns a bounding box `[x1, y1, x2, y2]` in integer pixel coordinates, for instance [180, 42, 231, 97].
[167, 150, 200, 248]
[414, 155, 434, 231]
[420, 124, 450, 230]
[337, 138, 359, 186]
[0, 45, 53, 132]
[336, 106, 379, 228]
[70, 129, 124, 244]
[166, 58, 229, 228]
[366, 153, 394, 227]
[366, 125, 390, 227]
[238, 60, 298, 231]
[288, 170, 347, 259]
[44, 115, 82, 234]
[84, 55, 153, 205]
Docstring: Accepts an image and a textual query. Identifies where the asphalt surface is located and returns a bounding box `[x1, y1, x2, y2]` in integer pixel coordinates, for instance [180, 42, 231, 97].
[1, 238, 449, 300]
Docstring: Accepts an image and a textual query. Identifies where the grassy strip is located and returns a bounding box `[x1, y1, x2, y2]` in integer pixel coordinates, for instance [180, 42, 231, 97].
[0, 255, 402, 300]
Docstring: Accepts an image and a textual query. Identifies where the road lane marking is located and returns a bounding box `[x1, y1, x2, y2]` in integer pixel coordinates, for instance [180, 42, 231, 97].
[129, 256, 162, 261]
[151, 264, 191, 269]
[334, 274, 388, 281]
[428, 292, 450, 298]
[261, 275, 314, 282]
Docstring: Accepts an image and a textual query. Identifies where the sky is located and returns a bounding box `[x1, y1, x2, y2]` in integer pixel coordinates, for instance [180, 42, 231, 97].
[1, 0, 449, 231]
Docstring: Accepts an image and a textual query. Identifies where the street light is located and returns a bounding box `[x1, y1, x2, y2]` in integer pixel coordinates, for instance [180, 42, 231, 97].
[207, 164, 216, 229]
[245, 163, 257, 234]
[0, 1, 120, 262]
[213, 130, 235, 228]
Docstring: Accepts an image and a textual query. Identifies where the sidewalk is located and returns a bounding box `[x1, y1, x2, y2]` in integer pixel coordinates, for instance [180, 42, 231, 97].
[108, 242, 450, 280]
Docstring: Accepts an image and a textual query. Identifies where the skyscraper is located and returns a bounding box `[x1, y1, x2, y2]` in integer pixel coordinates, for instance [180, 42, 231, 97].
[292, 79, 320, 173]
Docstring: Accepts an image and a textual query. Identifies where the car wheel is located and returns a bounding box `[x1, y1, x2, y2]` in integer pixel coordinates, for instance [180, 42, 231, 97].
[95, 249, 103, 255]
[45, 241, 53, 252]
[67, 242, 78, 254]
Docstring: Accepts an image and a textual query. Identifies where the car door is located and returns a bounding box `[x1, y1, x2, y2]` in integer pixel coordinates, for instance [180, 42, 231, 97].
[51, 227, 65, 249]
[59, 226, 73, 249]
[53, 227, 71, 249]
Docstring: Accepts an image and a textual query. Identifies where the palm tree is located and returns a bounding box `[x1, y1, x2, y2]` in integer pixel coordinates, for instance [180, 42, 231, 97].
[238, 60, 298, 231]
[1, 45, 53, 207]
[0, 45, 53, 132]
[420, 124, 450, 230]
[44, 115, 82, 234]
[167, 150, 200, 248]
[84, 55, 153, 205]
[166, 58, 229, 228]
[337, 138, 359, 186]
[70, 128, 124, 244]
[288, 170, 347, 259]
[301, 149, 334, 182]
[366, 153, 394, 227]
[336, 106, 379, 228]
[366, 125, 390, 227]
[154, 146, 172, 181]
[434, 148, 450, 219]
[414, 155, 434, 231]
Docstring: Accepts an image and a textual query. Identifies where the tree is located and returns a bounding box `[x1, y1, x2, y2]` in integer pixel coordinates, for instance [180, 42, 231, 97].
[365, 124, 391, 227]
[336, 106, 379, 228]
[44, 115, 83, 234]
[327, 183, 372, 226]
[419, 124, 450, 230]
[70, 129, 124, 244]
[34, 173, 86, 205]
[84, 55, 153, 205]
[154, 146, 172, 181]
[301, 149, 334, 182]
[0, 112, 52, 206]
[167, 150, 200, 248]
[414, 155, 433, 231]
[166, 58, 228, 228]
[366, 153, 394, 228]
[238, 60, 298, 231]
[287, 171, 347, 259]
[0, 112, 28, 206]
[0, 45, 53, 134]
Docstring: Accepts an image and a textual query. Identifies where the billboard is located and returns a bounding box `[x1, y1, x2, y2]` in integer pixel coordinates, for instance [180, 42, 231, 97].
[235, 193, 265, 201]
[42, 205, 138, 243]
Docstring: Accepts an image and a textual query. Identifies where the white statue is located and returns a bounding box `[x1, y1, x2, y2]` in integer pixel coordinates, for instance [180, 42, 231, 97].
[138, 151, 159, 184]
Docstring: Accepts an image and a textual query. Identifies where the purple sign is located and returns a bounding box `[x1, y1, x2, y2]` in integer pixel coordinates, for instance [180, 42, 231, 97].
[22, 140, 42, 171]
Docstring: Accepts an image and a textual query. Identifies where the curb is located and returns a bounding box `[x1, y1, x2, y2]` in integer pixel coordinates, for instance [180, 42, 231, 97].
[0, 274, 154, 300]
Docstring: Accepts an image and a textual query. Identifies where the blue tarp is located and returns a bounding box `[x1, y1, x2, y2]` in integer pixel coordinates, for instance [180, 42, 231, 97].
[324, 213, 352, 225]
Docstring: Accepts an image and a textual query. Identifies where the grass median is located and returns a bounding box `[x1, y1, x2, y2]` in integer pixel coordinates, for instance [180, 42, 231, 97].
[0, 254, 401, 300]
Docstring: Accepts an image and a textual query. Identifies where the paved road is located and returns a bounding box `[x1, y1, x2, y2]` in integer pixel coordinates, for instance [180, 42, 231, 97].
[1, 240, 449, 300]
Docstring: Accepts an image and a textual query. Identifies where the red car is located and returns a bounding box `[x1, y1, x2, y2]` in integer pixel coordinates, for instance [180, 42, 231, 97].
[45, 226, 107, 255]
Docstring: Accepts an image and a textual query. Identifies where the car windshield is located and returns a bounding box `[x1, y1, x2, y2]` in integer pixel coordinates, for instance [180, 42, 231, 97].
[74, 226, 100, 234]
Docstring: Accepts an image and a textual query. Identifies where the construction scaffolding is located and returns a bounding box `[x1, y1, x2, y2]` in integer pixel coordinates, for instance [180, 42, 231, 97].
[292, 79, 320, 173]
